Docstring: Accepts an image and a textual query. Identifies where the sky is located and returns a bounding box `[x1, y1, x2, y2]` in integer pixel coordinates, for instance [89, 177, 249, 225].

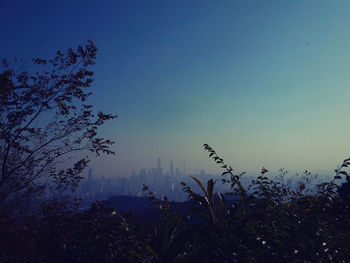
[2, 0, 350, 177]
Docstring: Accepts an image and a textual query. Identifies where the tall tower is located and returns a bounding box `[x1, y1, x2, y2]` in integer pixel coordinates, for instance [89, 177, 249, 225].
[157, 157, 163, 176]
[183, 160, 186, 177]
[170, 161, 174, 177]
[88, 168, 92, 181]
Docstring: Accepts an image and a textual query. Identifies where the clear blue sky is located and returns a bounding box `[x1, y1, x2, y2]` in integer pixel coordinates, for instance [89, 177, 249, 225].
[2, 0, 350, 177]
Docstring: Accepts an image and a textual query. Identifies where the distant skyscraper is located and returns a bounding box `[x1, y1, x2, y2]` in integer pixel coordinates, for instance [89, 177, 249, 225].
[88, 168, 92, 181]
[175, 168, 182, 177]
[157, 157, 163, 176]
[152, 168, 157, 176]
[183, 160, 186, 177]
[140, 168, 146, 176]
[170, 161, 174, 177]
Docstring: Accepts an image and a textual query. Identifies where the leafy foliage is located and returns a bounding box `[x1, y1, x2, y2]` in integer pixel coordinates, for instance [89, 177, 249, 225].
[0, 201, 150, 263]
[177, 145, 350, 262]
[3, 144, 350, 262]
[0, 41, 117, 211]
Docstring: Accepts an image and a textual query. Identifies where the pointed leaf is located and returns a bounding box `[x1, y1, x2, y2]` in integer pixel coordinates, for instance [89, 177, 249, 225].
[190, 176, 208, 197]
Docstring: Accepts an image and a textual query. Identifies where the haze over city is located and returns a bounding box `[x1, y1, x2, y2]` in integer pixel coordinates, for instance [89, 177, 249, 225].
[2, 0, 350, 177]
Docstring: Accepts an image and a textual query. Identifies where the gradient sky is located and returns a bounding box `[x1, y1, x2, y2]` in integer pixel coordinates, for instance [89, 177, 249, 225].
[2, 0, 350, 177]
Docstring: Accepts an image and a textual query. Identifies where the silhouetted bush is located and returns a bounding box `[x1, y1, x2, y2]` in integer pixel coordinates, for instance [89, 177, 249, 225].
[2, 145, 350, 262]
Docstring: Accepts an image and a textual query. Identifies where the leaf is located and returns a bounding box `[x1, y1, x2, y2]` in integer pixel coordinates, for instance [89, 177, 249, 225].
[222, 171, 230, 176]
[318, 182, 329, 189]
[207, 179, 216, 201]
[190, 176, 208, 197]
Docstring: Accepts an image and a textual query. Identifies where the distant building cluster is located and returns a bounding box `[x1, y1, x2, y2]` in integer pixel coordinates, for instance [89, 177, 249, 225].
[76, 158, 231, 204]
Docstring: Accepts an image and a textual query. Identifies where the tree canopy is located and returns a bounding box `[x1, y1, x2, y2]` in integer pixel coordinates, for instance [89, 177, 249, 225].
[0, 40, 116, 211]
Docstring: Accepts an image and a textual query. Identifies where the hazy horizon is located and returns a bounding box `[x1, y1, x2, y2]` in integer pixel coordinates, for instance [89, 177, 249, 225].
[2, 0, 350, 177]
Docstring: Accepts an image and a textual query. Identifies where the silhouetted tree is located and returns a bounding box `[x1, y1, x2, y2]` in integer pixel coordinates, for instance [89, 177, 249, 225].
[0, 41, 117, 211]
